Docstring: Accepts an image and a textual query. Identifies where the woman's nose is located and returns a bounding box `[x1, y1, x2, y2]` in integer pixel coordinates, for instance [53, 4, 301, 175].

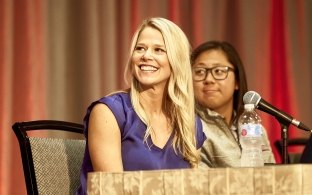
[204, 71, 215, 83]
[141, 48, 153, 60]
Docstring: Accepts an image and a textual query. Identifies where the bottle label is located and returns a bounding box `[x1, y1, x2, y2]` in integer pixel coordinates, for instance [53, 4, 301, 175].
[239, 124, 262, 137]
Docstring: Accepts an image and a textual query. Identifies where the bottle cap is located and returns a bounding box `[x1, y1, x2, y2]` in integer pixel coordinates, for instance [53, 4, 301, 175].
[244, 104, 255, 110]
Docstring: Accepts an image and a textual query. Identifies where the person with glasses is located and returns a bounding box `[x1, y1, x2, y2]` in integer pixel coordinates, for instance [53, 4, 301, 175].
[76, 18, 206, 195]
[191, 40, 275, 167]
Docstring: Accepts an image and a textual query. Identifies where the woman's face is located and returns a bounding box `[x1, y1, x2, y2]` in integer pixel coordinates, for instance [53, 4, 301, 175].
[192, 50, 238, 113]
[131, 26, 171, 89]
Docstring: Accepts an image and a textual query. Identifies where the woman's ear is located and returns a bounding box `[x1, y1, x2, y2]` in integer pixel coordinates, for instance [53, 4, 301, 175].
[235, 81, 239, 90]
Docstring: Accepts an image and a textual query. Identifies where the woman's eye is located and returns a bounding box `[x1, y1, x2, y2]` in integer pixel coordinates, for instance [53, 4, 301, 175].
[214, 68, 226, 75]
[214, 69, 222, 73]
[195, 69, 205, 75]
[155, 48, 166, 53]
[135, 46, 145, 51]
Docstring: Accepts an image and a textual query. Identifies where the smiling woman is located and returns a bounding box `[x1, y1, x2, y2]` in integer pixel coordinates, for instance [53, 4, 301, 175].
[131, 26, 171, 88]
[75, 17, 206, 195]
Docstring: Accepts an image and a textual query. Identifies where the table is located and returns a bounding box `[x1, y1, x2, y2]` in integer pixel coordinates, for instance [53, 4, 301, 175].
[87, 164, 312, 195]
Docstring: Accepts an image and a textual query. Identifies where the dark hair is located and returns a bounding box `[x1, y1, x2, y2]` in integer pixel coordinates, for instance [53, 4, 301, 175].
[191, 40, 248, 119]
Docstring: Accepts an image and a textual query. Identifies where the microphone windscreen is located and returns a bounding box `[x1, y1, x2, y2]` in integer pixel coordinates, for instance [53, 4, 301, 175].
[243, 91, 261, 106]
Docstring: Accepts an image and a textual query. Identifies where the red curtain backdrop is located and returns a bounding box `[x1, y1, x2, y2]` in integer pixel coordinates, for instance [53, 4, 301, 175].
[1, 0, 312, 194]
[269, 0, 290, 163]
[1, 0, 47, 194]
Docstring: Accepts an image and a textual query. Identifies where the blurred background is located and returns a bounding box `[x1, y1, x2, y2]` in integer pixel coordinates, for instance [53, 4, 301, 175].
[1, 0, 312, 194]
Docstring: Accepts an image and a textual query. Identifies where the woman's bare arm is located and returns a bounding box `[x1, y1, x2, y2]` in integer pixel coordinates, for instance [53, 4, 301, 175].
[88, 103, 123, 172]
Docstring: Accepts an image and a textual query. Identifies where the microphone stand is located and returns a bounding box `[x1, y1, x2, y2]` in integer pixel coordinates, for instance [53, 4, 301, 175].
[277, 119, 290, 164]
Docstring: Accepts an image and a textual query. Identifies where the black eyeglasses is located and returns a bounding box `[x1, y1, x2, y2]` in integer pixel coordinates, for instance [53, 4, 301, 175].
[192, 66, 235, 81]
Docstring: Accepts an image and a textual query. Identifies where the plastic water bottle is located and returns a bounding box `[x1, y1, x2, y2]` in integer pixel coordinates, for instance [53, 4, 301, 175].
[238, 104, 264, 167]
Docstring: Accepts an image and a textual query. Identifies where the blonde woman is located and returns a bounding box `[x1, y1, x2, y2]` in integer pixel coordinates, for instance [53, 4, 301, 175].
[76, 17, 206, 195]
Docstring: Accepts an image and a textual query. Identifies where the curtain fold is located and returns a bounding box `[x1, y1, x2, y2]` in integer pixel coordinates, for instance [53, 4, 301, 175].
[269, 0, 290, 163]
[1, 0, 312, 194]
[1, 0, 47, 194]
[0, 1, 13, 194]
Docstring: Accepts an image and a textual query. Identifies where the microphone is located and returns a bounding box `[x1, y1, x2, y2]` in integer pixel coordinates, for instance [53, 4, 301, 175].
[243, 91, 311, 132]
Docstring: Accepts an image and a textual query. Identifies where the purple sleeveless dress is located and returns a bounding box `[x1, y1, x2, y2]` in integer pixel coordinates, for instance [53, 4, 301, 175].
[76, 92, 206, 195]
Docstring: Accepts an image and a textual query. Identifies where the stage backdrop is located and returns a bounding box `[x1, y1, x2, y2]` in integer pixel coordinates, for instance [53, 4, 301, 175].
[1, 0, 312, 194]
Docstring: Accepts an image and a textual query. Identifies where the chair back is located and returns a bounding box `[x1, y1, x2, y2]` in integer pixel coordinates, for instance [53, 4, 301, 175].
[275, 138, 308, 164]
[13, 120, 85, 195]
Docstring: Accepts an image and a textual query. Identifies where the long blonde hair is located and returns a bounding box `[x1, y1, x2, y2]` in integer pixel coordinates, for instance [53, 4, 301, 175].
[124, 17, 199, 167]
